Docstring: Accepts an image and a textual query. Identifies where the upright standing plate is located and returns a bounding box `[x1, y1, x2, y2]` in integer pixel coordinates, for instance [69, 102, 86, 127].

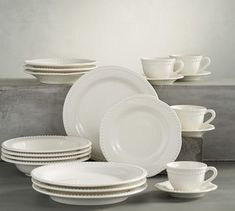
[63, 66, 158, 160]
[100, 95, 182, 177]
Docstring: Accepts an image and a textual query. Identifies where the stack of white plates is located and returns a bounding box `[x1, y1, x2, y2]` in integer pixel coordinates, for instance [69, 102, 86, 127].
[1, 136, 91, 176]
[24, 58, 97, 84]
[31, 162, 147, 206]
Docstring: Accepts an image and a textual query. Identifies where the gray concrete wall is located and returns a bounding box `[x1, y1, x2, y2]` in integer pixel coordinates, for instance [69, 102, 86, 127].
[0, 79, 234, 161]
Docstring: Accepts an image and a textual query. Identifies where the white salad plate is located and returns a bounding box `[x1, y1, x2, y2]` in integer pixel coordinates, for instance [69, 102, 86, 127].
[32, 183, 147, 206]
[180, 71, 211, 81]
[1, 146, 91, 157]
[24, 70, 86, 84]
[155, 181, 217, 198]
[1, 156, 90, 176]
[63, 66, 158, 160]
[146, 74, 184, 85]
[1, 151, 91, 161]
[182, 124, 215, 138]
[32, 178, 147, 193]
[31, 162, 147, 188]
[25, 58, 96, 68]
[2, 136, 91, 153]
[100, 95, 182, 177]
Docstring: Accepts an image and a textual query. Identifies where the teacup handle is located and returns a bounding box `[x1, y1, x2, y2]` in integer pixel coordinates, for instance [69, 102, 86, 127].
[203, 109, 216, 125]
[174, 60, 184, 74]
[203, 166, 218, 185]
[200, 57, 211, 71]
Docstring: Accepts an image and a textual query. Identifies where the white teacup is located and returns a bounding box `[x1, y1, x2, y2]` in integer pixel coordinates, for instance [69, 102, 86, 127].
[170, 55, 211, 75]
[141, 57, 184, 78]
[171, 105, 216, 130]
[167, 161, 218, 191]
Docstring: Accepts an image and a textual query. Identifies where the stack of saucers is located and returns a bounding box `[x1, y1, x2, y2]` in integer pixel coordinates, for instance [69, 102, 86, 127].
[31, 162, 147, 206]
[1, 136, 91, 176]
[24, 58, 97, 84]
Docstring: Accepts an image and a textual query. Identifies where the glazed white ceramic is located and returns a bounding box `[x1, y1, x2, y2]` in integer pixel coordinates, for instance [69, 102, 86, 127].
[24, 70, 85, 84]
[25, 65, 96, 73]
[170, 55, 211, 75]
[32, 178, 147, 193]
[179, 71, 211, 81]
[2, 136, 91, 153]
[166, 161, 218, 191]
[100, 95, 182, 177]
[155, 181, 217, 198]
[31, 162, 147, 187]
[146, 73, 184, 85]
[1, 146, 91, 157]
[182, 124, 215, 138]
[171, 105, 216, 130]
[25, 58, 96, 68]
[141, 57, 184, 78]
[63, 66, 158, 160]
[32, 183, 147, 206]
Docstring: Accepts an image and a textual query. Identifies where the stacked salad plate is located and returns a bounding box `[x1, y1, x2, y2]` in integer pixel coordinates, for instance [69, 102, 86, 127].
[31, 162, 147, 205]
[1, 136, 91, 176]
[24, 58, 97, 84]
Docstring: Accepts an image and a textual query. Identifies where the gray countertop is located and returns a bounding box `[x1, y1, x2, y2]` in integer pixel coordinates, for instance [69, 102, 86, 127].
[0, 162, 234, 211]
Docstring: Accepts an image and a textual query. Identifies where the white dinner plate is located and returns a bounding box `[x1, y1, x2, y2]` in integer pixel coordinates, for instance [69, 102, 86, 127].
[1, 151, 91, 161]
[31, 162, 147, 187]
[25, 65, 96, 73]
[32, 183, 147, 205]
[63, 66, 158, 160]
[1, 146, 91, 157]
[32, 178, 147, 193]
[2, 136, 91, 153]
[25, 58, 96, 68]
[100, 95, 182, 177]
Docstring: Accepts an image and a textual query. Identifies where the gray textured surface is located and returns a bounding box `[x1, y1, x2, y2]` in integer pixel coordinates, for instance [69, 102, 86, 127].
[0, 161, 234, 211]
[0, 79, 234, 161]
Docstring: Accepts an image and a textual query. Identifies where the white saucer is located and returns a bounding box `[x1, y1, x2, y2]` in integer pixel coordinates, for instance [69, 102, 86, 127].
[146, 74, 184, 85]
[155, 181, 217, 198]
[180, 71, 211, 81]
[182, 124, 215, 138]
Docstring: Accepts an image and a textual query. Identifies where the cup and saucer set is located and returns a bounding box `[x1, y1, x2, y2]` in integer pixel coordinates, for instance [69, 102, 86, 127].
[155, 161, 218, 198]
[141, 55, 211, 85]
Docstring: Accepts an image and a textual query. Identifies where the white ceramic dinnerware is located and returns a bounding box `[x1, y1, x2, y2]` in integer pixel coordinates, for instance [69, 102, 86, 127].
[31, 162, 147, 205]
[146, 73, 184, 85]
[166, 161, 218, 191]
[63, 66, 158, 160]
[171, 105, 216, 131]
[100, 95, 182, 177]
[155, 181, 217, 198]
[170, 55, 211, 75]
[25, 58, 96, 68]
[141, 57, 184, 78]
[179, 71, 211, 81]
[182, 124, 215, 138]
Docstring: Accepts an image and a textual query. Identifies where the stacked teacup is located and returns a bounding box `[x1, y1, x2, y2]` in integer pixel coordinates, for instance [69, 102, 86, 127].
[155, 161, 218, 198]
[171, 105, 216, 138]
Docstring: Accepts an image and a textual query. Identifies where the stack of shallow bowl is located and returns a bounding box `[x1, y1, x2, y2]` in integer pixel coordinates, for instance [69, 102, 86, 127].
[24, 58, 97, 84]
[31, 162, 147, 206]
[1, 136, 91, 176]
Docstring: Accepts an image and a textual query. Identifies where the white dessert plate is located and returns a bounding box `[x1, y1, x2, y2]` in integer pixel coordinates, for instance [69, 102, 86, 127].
[100, 95, 182, 177]
[146, 74, 184, 85]
[155, 181, 217, 198]
[32, 178, 146, 193]
[32, 183, 147, 206]
[182, 124, 215, 138]
[25, 58, 96, 68]
[31, 162, 147, 187]
[2, 136, 91, 153]
[1, 151, 91, 161]
[24, 70, 86, 84]
[180, 71, 211, 81]
[25, 65, 96, 73]
[1, 146, 91, 157]
[63, 66, 158, 160]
